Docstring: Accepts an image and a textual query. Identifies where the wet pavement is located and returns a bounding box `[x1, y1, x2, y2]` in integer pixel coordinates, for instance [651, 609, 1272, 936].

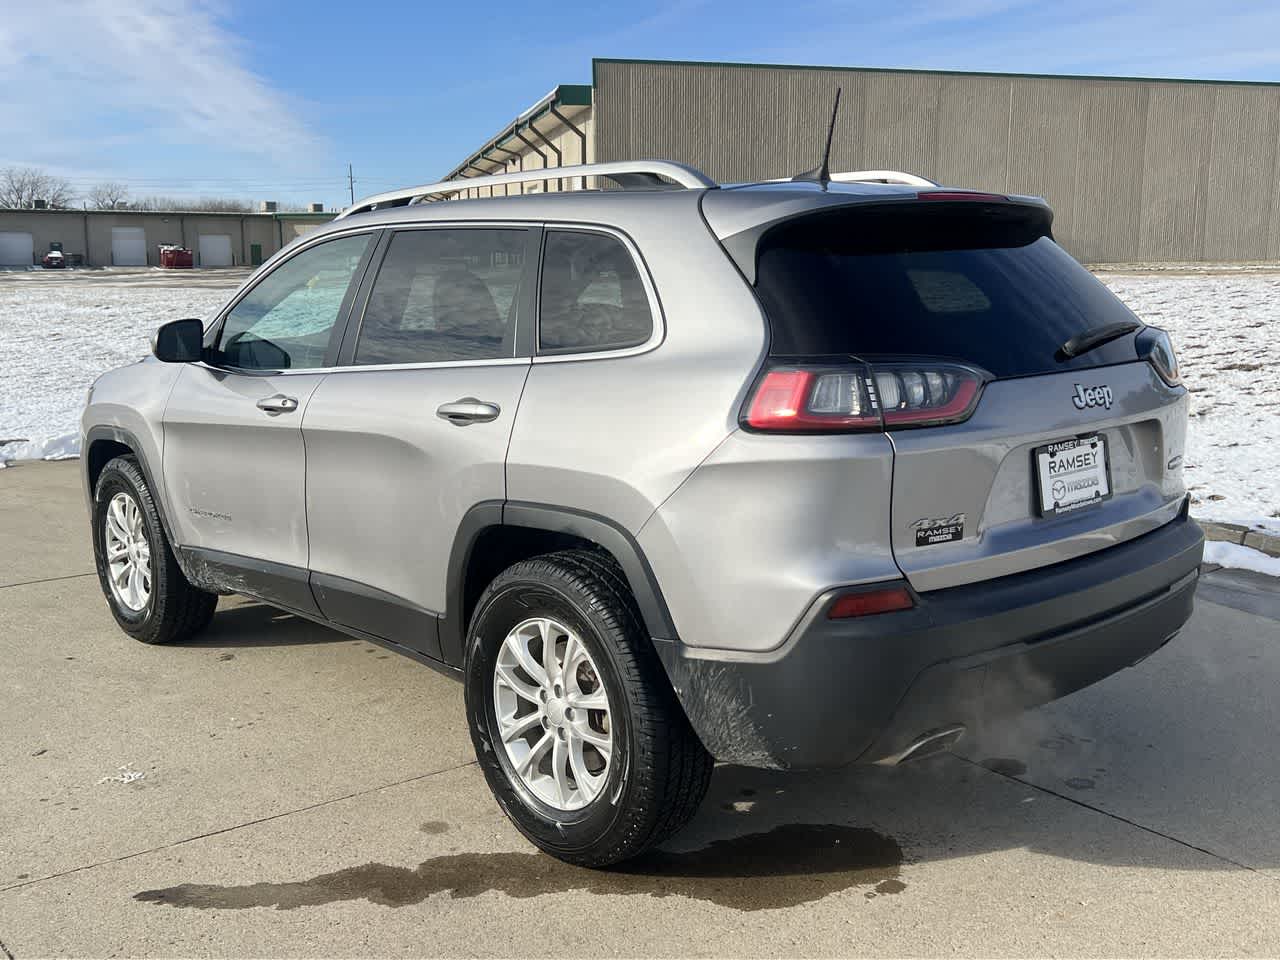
[2, 460, 1279, 957]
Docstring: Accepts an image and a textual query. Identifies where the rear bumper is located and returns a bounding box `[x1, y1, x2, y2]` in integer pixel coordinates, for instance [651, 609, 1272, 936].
[654, 512, 1203, 769]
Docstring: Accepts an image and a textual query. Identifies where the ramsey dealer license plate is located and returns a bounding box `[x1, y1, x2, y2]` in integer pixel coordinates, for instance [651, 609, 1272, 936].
[1034, 435, 1111, 517]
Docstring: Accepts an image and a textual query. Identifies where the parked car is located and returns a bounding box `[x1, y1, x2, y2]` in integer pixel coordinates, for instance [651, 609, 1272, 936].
[81, 160, 1202, 867]
[41, 250, 65, 269]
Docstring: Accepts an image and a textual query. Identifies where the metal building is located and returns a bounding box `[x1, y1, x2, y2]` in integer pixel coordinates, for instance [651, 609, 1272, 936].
[0, 208, 334, 268]
[442, 58, 1280, 264]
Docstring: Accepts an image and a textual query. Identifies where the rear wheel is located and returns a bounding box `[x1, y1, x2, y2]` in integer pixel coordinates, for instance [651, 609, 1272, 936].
[91, 456, 217, 644]
[464, 550, 712, 867]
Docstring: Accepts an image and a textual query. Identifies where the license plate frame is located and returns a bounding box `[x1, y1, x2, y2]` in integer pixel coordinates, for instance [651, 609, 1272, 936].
[1034, 434, 1112, 517]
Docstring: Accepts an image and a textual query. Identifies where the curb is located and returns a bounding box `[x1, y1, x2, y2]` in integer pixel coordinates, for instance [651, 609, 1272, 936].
[1197, 519, 1280, 558]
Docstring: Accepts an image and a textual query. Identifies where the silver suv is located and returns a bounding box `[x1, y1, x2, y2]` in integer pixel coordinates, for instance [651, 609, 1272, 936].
[82, 160, 1203, 866]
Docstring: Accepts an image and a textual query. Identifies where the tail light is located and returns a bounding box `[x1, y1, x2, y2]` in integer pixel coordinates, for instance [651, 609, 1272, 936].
[1136, 326, 1181, 387]
[744, 360, 988, 432]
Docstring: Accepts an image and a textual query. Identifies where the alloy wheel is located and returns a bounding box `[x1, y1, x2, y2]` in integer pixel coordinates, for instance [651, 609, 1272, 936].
[104, 491, 152, 612]
[493, 616, 614, 811]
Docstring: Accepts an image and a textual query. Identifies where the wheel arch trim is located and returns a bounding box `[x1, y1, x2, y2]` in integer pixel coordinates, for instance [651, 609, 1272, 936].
[84, 425, 180, 551]
[441, 500, 679, 666]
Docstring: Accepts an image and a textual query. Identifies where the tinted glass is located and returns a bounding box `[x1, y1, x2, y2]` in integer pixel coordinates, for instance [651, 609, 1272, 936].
[539, 230, 652, 353]
[754, 204, 1141, 378]
[355, 229, 526, 365]
[217, 233, 371, 370]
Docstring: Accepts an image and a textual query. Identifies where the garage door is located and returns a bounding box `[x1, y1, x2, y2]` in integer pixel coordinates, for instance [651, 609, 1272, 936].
[199, 234, 233, 267]
[111, 227, 147, 266]
[0, 232, 34, 266]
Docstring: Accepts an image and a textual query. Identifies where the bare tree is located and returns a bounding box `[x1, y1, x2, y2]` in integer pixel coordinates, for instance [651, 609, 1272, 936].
[129, 194, 254, 213]
[0, 166, 75, 208]
[87, 181, 131, 210]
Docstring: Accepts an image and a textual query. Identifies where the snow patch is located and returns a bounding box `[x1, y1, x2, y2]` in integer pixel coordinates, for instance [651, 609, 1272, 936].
[0, 431, 79, 462]
[97, 765, 146, 785]
[1203, 540, 1280, 577]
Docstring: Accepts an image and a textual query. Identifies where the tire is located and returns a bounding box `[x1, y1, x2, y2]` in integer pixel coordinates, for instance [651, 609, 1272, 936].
[91, 456, 217, 645]
[464, 549, 712, 867]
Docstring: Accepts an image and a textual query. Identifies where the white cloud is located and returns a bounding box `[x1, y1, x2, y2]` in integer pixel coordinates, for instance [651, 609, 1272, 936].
[0, 0, 321, 170]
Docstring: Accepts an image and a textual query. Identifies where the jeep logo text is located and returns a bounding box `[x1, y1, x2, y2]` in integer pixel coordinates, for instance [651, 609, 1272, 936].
[1072, 383, 1113, 410]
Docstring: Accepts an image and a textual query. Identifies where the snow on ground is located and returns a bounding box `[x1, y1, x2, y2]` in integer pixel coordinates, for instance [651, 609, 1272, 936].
[0, 270, 240, 463]
[1096, 271, 1280, 535]
[1203, 540, 1280, 577]
[0, 266, 1277, 540]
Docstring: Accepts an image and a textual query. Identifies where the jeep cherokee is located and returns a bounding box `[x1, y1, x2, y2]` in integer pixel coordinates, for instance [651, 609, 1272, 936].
[82, 160, 1203, 866]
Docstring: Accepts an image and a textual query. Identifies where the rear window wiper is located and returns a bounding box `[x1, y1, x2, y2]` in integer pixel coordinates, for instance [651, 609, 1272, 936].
[1056, 321, 1139, 361]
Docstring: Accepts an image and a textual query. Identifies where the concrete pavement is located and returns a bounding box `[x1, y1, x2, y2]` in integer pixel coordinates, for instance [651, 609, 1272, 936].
[2, 460, 1279, 957]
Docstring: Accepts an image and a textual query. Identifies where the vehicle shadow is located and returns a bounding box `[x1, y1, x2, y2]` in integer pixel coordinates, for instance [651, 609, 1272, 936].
[178, 599, 347, 648]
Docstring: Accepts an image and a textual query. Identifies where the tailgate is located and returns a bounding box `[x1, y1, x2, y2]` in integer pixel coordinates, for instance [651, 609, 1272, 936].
[889, 361, 1189, 592]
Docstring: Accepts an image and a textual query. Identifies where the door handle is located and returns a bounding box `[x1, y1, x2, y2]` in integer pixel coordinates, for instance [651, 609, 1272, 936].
[436, 397, 501, 426]
[256, 394, 299, 414]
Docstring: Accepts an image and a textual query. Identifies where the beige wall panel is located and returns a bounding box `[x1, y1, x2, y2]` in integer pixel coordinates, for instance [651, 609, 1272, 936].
[860, 72, 941, 179]
[1203, 86, 1279, 260]
[1005, 78, 1086, 253]
[1137, 85, 1215, 261]
[1069, 82, 1148, 262]
[935, 76, 1011, 192]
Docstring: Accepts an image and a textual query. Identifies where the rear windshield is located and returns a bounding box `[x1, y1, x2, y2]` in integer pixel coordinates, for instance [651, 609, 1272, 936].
[753, 203, 1141, 378]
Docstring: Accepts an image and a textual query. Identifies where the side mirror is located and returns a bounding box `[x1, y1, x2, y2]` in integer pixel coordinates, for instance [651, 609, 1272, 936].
[152, 318, 204, 363]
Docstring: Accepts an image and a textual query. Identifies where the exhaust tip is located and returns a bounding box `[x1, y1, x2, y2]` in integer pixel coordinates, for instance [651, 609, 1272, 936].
[874, 724, 967, 766]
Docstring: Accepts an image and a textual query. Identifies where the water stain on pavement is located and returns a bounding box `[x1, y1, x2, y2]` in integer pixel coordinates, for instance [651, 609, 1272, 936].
[134, 823, 904, 912]
[419, 821, 450, 834]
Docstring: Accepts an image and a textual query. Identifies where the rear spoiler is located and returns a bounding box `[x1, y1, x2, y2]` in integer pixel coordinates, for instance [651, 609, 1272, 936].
[710, 192, 1053, 285]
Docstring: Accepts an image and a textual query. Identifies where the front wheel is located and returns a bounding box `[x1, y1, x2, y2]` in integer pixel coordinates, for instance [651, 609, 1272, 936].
[464, 550, 712, 867]
[91, 456, 217, 644]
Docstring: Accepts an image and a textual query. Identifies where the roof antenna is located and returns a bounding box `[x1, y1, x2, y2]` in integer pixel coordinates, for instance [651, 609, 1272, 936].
[792, 87, 842, 184]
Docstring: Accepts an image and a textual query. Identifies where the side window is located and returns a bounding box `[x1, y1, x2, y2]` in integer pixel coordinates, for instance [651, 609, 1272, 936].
[354, 228, 527, 365]
[215, 233, 372, 370]
[538, 230, 653, 353]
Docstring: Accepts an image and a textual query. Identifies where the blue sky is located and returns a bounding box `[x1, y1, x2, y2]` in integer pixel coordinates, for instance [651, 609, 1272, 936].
[3, 0, 1279, 209]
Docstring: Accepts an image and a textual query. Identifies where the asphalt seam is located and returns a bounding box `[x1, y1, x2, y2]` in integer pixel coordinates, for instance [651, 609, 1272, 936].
[958, 754, 1267, 876]
[0, 758, 478, 896]
[0, 572, 95, 590]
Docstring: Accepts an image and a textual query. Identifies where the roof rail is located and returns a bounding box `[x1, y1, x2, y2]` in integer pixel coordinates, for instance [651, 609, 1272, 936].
[336, 160, 717, 220]
[829, 170, 938, 187]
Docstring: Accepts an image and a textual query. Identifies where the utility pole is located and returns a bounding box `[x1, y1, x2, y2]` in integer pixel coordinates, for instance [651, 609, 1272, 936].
[348, 163, 355, 205]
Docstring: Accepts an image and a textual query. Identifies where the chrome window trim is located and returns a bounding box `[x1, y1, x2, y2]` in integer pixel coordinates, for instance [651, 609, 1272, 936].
[532, 222, 665, 365]
[198, 219, 666, 376]
[325, 357, 532, 374]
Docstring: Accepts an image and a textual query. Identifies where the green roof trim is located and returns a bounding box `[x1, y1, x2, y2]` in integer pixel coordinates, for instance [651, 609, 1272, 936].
[591, 56, 1280, 89]
[555, 83, 592, 106]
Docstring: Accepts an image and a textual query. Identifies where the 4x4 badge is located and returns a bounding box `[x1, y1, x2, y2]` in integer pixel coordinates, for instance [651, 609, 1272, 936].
[911, 514, 966, 546]
[1072, 383, 1113, 410]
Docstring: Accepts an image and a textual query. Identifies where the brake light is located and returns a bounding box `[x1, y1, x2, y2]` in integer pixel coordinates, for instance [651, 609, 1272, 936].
[828, 584, 915, 618]
[916, 190, 1009, 202]
[744, 361, 988, 432]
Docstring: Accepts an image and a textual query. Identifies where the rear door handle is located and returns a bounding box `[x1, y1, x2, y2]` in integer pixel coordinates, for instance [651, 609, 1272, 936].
[436, 397, 501, 426]
[256, 394, 299, 414]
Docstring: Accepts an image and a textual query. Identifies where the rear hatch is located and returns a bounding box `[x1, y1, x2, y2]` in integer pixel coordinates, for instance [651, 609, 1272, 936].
[723, 192, 1189, 592]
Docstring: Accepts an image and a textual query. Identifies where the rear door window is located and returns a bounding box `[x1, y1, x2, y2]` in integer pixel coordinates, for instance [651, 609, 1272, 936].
[538, 230, 653, 353]
[754, 204, 1141, 378]
[354, 228, 528, 365]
